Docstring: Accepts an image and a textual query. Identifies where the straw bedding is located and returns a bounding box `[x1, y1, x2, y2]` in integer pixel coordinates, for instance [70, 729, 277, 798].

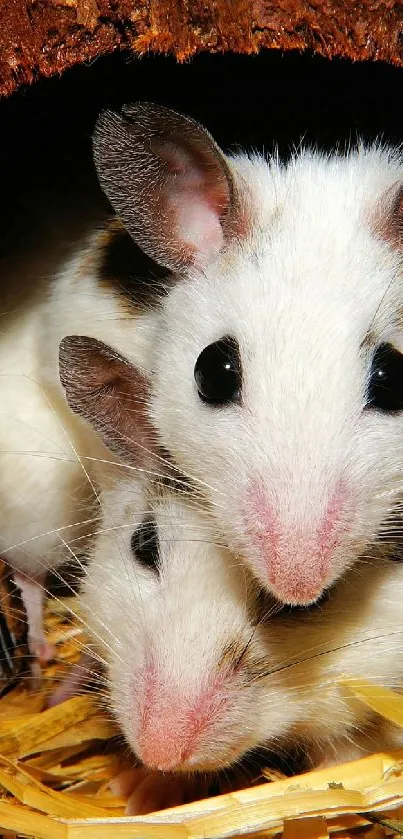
[0, 587, 403, 838]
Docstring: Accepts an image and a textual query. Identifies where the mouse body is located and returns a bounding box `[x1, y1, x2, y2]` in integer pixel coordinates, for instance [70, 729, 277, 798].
[0, 234, 101, 662]
[0, 186, 141, 662]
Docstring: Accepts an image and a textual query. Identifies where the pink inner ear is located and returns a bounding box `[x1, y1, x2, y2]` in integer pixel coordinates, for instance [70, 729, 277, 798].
[160, 141, 230, 266]
[172, 195, 224, 265]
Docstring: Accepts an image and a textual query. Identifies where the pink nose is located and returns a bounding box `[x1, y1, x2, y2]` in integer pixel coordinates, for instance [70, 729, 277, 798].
[139, 720, 191, 772]
[246, 483, 347, 604]
[137, 667, 228, 772]
[138, 686, 194, 771]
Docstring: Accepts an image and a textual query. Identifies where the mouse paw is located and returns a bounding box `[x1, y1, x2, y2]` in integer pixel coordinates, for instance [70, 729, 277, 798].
[46, 654, 95, 708]
[28, 658, 43, 692]
[13, 572, 55, 668]
[26, 641, 56, 692]
[30, 639, 56, 664]
[109, 767, 209, 815]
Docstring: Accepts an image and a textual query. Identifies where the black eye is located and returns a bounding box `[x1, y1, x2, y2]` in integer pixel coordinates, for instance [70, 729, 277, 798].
[367, 343, 403, 412]
[130, 517, 159, 571]
[194, 336, 241, 405]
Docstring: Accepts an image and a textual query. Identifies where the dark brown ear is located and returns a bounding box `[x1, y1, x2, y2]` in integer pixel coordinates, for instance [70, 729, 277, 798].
[92, 102, 238, 272]
[59, 335, 154, 465]
[376, 183, 403, 248]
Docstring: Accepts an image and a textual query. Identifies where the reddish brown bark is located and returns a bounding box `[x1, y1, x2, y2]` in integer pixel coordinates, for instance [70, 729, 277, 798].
[0, 0, 402, 97]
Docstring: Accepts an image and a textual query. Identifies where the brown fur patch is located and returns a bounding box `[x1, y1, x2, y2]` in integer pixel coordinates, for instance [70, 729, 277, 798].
[97, 218, 172, 311]
[359, 329, 377, 352]
[217, 639, 248, 674]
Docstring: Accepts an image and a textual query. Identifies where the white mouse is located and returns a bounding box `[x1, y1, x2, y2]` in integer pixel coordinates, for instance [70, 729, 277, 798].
[80, 104, 403, 607]
[5, 103, 403, 658]
[78, 468, 403, 814]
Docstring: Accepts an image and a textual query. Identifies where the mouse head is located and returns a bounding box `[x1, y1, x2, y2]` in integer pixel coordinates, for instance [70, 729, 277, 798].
[82, 468, 306, 772]
[92, 104, 403, 607]
[81, 476, 403, 774]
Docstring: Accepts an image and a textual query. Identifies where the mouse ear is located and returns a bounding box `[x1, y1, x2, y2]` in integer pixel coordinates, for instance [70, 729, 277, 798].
[378, 183, 403, 248]
[93, 102, 238, 271]
[59, 335, 155, 466]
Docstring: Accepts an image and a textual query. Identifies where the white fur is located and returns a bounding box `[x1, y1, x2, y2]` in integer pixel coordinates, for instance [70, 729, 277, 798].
[0, 226, 156, 575]
[148, 147, 403, 601]
[2, 142, 403, 629]
[82, 475, 403, 773]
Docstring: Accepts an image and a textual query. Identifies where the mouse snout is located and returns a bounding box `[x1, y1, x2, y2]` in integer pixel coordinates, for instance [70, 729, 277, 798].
[135, 660, 231, 772]
[245, 479, 349, 605]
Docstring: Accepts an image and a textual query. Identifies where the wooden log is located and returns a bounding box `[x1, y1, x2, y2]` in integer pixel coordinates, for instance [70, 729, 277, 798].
[0, 0, 402, 98]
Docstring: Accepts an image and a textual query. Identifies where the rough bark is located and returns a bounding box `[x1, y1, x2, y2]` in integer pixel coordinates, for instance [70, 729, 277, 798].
[0, 0, 403, 98]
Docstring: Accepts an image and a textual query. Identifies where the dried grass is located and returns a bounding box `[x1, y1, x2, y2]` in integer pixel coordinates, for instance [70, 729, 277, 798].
[0, 599, 402, 838]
